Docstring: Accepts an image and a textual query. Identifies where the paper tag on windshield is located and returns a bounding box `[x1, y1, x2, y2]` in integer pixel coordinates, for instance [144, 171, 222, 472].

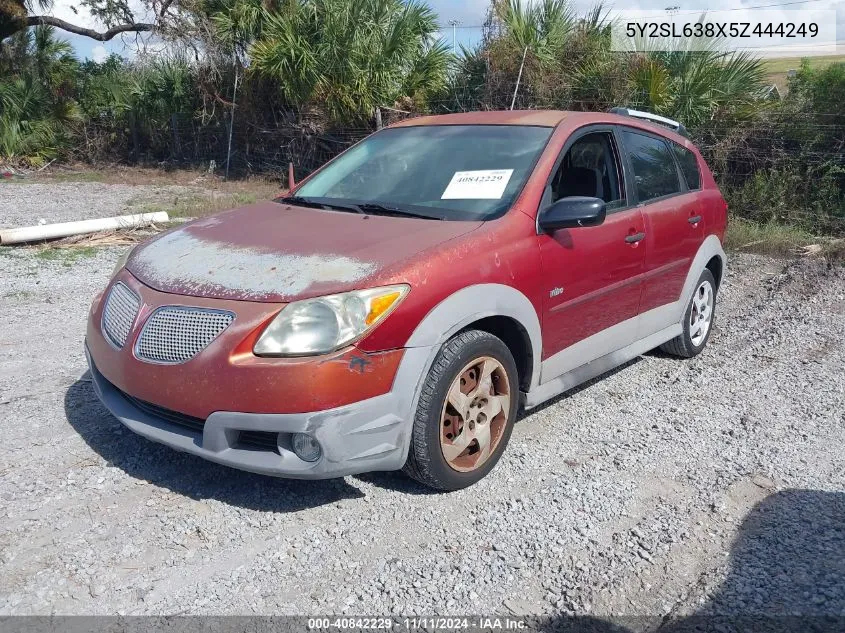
[441, 169, 514, 200]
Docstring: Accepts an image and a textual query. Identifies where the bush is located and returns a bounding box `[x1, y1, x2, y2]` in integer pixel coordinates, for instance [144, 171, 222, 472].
[716, 61, 845, 236]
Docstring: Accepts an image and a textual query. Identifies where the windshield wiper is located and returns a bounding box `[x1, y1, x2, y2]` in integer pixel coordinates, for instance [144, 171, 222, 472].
[277, 196, 365, 214]
[279, 196, 439, 219]
[356, 203, 441, 220]
[277, 195, 321, 208]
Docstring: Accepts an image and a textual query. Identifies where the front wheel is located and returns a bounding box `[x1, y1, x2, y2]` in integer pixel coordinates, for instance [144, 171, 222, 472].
[660, 268, 717, 358]
[402, 330, 519, 491]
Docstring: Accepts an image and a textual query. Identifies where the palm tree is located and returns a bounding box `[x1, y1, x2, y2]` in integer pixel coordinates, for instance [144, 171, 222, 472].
[628, 43, 767, 129]
[482, 0, 611, 109]
[0, 75, 79, 164]
[454, 1, 766, 125]
[32, 24, 78, 88]
[494, 0, 575, 67]
[0, 25, 80, 165]
[248, 0, 450, 123]
[206, 0, 268, 55]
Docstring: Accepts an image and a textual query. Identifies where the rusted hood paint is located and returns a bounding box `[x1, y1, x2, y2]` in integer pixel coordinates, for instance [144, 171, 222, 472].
[127, 201, 481, 302]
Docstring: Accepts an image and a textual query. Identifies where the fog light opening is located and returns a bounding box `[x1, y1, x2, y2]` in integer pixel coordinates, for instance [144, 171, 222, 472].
[292, 433, 322, 463]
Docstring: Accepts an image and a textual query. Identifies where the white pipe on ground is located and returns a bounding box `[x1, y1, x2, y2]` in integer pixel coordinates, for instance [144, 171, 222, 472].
[0, 212, 170, 245]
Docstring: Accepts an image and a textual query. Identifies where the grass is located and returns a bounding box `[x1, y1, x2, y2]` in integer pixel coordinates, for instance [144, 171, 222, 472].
[762, 54, 845, 93]
[131, 190, 273, 219]
[725, 217, 845, 261]
[11, 165, 282, 218]
[762, 54, 845, 74]
[0, 170, 109, 185]
[16, 165, 283, 189]
[724, 218, 815, 254]
[40, 171, 108, 183]
[33, 246, 98, 266]
[4, 290, 34, 299]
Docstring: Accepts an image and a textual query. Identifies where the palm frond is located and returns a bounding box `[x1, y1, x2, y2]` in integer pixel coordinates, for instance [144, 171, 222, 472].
[249, 0, 446, 123]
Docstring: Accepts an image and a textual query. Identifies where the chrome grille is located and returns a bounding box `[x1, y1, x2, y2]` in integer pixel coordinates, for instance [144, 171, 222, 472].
[135, 307, 234, 364]
[102, 282, 140, 348]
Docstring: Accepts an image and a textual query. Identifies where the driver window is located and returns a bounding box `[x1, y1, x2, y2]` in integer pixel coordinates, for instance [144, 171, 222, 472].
[549, 132, 625, 211]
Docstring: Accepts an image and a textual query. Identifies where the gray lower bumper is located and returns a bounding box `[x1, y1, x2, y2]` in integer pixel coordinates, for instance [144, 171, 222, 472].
[84, 344, 431, 479]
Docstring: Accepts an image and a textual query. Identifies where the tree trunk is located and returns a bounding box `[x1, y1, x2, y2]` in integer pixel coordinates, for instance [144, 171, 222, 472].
[0, 4, 155, 41]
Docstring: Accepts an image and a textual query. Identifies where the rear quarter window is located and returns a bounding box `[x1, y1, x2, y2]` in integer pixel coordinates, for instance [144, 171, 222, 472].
[672, 143, 702, 190]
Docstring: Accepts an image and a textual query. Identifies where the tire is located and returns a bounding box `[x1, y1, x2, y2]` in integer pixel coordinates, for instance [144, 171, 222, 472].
[660, 268, 717, 358]
[403, 329, 519, 491]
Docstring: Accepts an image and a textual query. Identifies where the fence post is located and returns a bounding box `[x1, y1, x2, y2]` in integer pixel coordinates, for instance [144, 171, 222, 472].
[170, 113, 182, 161]
[225, 59, 240, 180]
[129, 110, 140, 164]
[375, 107, 383, 130]
[510, 46, 528, 111]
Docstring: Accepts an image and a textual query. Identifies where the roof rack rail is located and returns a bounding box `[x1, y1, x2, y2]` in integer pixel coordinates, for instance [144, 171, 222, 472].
[609, 107, 689, 138]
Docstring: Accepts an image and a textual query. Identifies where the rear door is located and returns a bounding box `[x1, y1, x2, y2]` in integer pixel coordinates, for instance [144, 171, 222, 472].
[537, 127, 646, 378]
[617, 128, 703, 315]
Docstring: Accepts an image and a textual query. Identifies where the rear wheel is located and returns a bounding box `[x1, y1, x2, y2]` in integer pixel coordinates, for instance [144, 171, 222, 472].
[661, 269, 716, 358]
[403, 330, 518, 491]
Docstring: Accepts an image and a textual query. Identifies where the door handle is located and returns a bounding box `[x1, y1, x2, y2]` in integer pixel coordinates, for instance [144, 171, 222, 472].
[625, 232, 646, 244]
[688, 215, 702, 224]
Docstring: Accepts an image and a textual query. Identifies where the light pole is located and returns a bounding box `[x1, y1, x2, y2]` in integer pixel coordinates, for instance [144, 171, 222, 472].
[448, 19, 462, 54]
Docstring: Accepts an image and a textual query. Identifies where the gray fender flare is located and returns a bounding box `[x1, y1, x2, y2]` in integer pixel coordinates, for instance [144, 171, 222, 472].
[674, 234, 727, 324]
[387, 284, 542, 464]
[404, 283, 543, 389]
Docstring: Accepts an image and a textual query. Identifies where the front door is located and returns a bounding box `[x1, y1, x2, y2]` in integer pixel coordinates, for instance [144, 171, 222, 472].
[537, 129, 646, 380]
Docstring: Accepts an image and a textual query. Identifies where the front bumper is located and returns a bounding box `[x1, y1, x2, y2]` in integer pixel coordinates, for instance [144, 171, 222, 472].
[86, 343, 432, 479]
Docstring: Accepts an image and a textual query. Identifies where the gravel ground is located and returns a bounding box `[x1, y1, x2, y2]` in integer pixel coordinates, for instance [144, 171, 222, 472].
[0, 182, 843, 625]
[0, 182, 203, 228]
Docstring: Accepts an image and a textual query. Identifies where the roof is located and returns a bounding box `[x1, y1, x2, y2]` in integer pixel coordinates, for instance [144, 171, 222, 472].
[389, 110, 571, 128]
[387, 109, 695, 147]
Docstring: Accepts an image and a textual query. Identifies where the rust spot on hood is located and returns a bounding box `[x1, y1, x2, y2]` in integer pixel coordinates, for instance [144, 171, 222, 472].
[130, 231, 377, 302]
[126, 201, 482, 302]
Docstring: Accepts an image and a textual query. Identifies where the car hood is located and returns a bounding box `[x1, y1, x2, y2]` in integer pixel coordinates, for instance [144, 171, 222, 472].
[126, 201, 481, 302]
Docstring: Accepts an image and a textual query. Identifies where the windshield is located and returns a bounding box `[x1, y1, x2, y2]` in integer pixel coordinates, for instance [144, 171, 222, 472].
[290, 125, 553, 221]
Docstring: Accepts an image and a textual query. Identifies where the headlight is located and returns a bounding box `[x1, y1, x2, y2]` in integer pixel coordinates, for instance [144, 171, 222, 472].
[254, 284, 409, 356]
[111, 246, 135, 277]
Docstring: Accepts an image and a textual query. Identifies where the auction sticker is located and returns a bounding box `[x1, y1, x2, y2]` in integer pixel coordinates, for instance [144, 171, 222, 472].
[441, 169, 513, 200]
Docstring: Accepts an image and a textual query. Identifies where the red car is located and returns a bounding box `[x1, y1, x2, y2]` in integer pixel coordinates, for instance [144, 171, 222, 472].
[85, 109, 726, 490]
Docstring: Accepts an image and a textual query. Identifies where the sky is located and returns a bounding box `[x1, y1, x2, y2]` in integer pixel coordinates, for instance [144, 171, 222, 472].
[47, 0, 844, 62]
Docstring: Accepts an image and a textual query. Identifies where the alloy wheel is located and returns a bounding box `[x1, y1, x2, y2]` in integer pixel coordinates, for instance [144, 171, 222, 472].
[689, 280, 714, 346]
[439, 356, 511, 472]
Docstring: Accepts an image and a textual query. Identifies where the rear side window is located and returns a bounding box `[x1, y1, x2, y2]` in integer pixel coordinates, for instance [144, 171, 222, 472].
[672, 143, 701, 190]
[621, 131, 681, 202]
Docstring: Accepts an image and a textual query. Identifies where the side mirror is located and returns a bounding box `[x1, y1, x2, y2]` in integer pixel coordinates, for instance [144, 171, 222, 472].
[538, 196, 606, 232]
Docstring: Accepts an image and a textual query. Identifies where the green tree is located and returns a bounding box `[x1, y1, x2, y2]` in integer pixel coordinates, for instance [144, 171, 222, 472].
[725, 61, 845, 234]
[495, 0, 575, 67]
[1, 0, 165, 42]
[465, 0, 620, 110]
[248, 0, 450, 123]
[629, 47, 767, 129]
[0, 25, 79, 164]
